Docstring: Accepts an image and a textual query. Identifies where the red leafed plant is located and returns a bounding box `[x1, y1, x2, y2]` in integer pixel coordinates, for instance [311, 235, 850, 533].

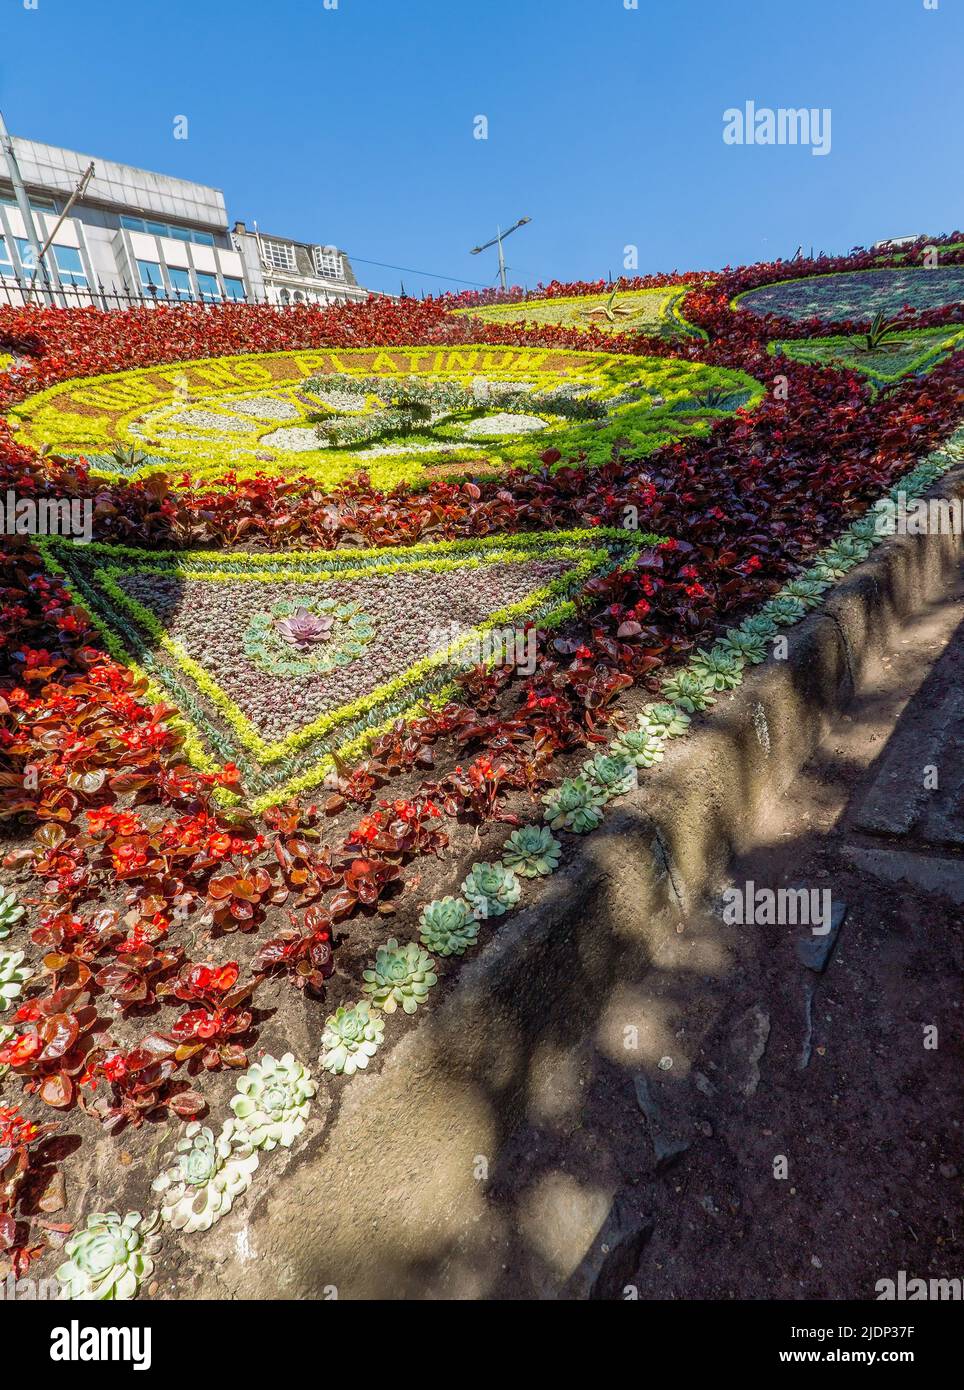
[205, 867, 273, 932]
[0, 1106, 42, 1253]
[156, 961, 257, 1069]
[79, 1035, 205, 1134]
[0, 958, 103, 1110]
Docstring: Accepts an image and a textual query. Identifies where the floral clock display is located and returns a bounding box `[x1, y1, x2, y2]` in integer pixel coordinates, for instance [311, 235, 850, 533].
[7, 344, 762, 490]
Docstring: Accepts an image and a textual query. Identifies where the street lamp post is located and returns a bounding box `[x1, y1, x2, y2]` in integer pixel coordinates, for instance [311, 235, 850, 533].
[470, 216, 531, 291]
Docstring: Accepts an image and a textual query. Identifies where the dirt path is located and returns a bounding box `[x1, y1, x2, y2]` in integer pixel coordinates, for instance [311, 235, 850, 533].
[491, 570, 964, 1300]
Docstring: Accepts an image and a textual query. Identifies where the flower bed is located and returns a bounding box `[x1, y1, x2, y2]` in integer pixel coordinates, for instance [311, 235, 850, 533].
[450, 285, 703, 339]
[1, 243, 964, 1295]
[7, 344, 760, 489]
[732, 264, 964, 323]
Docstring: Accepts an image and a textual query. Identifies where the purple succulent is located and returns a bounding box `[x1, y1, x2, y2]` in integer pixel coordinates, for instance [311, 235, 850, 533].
[274, 607, 335, 649]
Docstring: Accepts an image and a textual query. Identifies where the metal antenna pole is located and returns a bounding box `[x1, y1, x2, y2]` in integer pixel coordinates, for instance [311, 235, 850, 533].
[0, 108, 56, 302]
[470, 216, 531, 292]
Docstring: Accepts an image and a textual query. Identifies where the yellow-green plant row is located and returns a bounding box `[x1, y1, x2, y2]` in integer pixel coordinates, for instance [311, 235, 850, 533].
[42, 527, 663, 811]
[7, 344, 761, 489]
[450, 286, 706, 339]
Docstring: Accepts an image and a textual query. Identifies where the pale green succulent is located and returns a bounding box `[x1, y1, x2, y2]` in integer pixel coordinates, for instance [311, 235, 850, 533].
[501, 825, 562, 878]
[418, 896, 480, 954]
[582, 751, 638, 798]
[739, 612, 780, 641]
[230, 1052, 317, 1150]
[659, 670, 717, 712]
[640, 702, 691, 738]
[542, 776, 607, 834]
[0, 889, 24, 941]
[759, 595, 808, 627]
[56, 1210, 161, 1301]
[688, 646, 745, 690]
[827, 534, 872, 565]
[610, 726, 665, 768]
[363, 938, 438, 1014]
[461, 861, 523, 919]
[811, 535, 870, 582]
[320, 1000, 385, 1075]
[716, 627, 769, 665]
[849, 512, 888, 544]
[0, 951, 31, 1010]
[782, 576, 830, 607]
[152, 1120, 259, 1234]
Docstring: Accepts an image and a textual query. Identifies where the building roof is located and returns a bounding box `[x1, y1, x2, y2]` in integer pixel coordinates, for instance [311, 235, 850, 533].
[0, 136, 228, 229]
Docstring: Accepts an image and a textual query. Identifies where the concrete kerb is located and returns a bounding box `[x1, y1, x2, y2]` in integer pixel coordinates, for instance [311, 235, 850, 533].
[199, 462, 964, 1301]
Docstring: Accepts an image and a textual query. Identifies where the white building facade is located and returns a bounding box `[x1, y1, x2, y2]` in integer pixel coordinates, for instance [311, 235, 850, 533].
[232, 222, 368, 306]
[0, 137, 373, 309]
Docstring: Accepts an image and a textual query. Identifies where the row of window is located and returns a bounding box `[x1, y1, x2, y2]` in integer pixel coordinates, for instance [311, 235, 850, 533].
[0, 235, 246, 300]
[120, 215, 216, 247]
[0, 235, 88, 286]
[136, 259, 245, 302]
[0, 190, 57, 213]
[261, 238, 345, 280]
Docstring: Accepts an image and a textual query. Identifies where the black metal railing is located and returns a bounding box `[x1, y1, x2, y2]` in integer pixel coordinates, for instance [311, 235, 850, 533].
[0, 270, 374, 312]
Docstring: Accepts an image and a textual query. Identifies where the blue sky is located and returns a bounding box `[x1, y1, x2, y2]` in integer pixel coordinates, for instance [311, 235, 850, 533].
[0, 0, 960, 297]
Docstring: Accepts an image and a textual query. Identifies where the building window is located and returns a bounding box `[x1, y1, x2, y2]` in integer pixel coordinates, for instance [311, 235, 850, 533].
[0, 236, 13, 277]
[314, 247, 344, 280]
[167, 267, 193, 299]
[53, 245, 89, 287]
[120, 215, 215, 247]
[224, 277, 246, 302]
[263, 240, 296, 271]
[136, 260, 165, 296]
[196, 272, 222, 302]
[14, 237, 38, 275]
[0, 190, 56, 212]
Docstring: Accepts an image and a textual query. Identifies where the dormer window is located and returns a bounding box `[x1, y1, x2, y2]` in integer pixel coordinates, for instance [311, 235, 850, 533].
[263, 239, 296, 271]
[314, 247, 344, 280]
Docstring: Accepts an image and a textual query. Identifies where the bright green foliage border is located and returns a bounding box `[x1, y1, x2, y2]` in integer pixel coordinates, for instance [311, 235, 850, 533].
[8, 345, 756, 488]
[769, 325, 964, 386]
[40, 527, 662, 812]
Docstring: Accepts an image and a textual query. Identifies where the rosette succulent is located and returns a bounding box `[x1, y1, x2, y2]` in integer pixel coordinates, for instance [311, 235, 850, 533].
[739, 612, 780, 641]
[320, 1001, 385, 1076]
[640, 702, 691, 739]
[500, 825, 562, 878]
[0, 890, 24, 941]
[275, 606, 334, 648]
[759, 595, 808, 627]
[363, 939, 438, 1014]
[418, 896, 480, 955]
[0, 952, 30, 1011]
[542, 777, 607, 834]
[687, 646, 746, 691]
[611, 726, 665, 768]
[582, 751, 638, 798]
[56, 1210, 161, 1301]
[461, 861, 522, 919]
[230, 1052, 317, 1151]
[659, 670, 718, 713]
[152, 1120, 259, 1234]
[782, 576, 829, 608]
[827, 534, 873, 565]
[716, 627, 769, 665]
